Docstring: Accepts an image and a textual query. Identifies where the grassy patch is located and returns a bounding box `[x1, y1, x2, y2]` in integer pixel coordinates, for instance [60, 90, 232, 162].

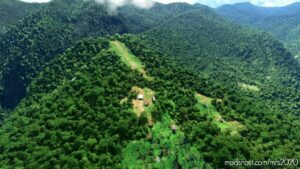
[195, 93, 244, 135]
[195, 93, 222, 105]
[238, 83, 260, 92]
[110, 41, 154, 80]
[195, 93, 212, 105]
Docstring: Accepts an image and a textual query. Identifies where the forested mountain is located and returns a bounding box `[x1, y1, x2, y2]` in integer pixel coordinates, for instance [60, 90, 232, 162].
[0, 0, 41, 34]
[0, 0, 201, 110]
[217, 2, 300, 61]
[144, 7, 300, 115]
[142, 7, 300, 164]
[0, 0, 299, 168]
[0, 35, 211, 168]
[0, 0, 129, 109]
[1, 34, 299, 168]
[118, 2, 205, 33]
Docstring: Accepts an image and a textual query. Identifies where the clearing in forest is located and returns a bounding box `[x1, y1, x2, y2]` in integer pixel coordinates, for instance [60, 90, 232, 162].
[238, 83, 260, 92]
[195, 93, 245, 135]
[109, 41, 154, 81]
[195, 93, 222, 105]
[131, 86, 156, 126]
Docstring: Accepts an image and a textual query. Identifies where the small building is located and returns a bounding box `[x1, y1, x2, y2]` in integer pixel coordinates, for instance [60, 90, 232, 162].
[137, 94, 144, 100]
[171, 124, 177, 133]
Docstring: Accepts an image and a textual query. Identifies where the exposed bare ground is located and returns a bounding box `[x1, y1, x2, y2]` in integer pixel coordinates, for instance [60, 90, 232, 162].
[131, 86, 155, 126]
[132, 100, 145, 117]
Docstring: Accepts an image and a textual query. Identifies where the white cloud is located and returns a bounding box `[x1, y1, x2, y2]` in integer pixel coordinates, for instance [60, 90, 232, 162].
[132, 0, 156, 8]
[20, 0, 300, 7]
[94, 0, 155, 12]
[255, 0, 299, 7]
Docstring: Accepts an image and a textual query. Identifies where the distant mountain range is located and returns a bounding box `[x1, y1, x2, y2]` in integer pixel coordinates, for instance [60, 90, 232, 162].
[217, 2, 300, 61]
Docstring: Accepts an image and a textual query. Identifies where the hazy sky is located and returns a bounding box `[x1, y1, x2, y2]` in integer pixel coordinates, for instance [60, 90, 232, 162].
[20, 0, 300, 7]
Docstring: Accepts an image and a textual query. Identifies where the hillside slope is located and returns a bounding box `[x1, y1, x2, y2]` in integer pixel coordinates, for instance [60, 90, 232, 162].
[144, 8, 300, 117]
[0, 0, 41, 34]
[0, 35, 299, 168]
[0, 2, 299, 168]
[217, 2, 300, 61]
[0, 0, 204, 110]
[0, 0, 129, 109]
[118, 2, 204, 33]
[0, 36, 206, 168]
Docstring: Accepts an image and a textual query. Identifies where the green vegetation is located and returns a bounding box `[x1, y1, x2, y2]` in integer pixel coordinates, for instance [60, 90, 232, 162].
[0, 1, 299, 168]
[0, 38, 149, 168]
[0, 0, 195, 109]
[110, 41, 144, 70]
[0, 36, 213, 168]
[0, 0, 130, 109]
[144, 8, 300, 118]
[110, 41, 153, 80]
[122, 114, 205, 169]
[0, 32, 299, 168]
[217, 2, 300, 62]
[195, 93, 244, 135]
[238, 83, 260, 92]
[118, 2, 202, 33]
[0, 0, 41, 34]
[120, 35, 300, 168]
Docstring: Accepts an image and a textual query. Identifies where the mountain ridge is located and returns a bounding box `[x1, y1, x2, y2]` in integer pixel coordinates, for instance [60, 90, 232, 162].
[217, 2, 300, 62]
[0, 0, 42, 34]
[0, 1, 299, 168]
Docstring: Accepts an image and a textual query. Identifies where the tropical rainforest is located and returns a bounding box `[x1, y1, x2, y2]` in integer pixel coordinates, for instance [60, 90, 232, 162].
[217, 2, 300, 62]
[0, 0, 299, 169]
